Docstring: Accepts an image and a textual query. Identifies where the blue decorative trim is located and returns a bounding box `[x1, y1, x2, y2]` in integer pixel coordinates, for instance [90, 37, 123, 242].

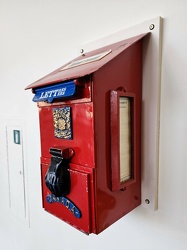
[46, 194, 81, 219]
[33, 80, 76, 103]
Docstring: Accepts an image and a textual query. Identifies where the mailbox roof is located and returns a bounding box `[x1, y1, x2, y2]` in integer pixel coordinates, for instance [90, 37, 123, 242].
[26, 33, 147, 90]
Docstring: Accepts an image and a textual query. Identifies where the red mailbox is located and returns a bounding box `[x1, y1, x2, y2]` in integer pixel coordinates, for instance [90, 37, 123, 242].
[26, 33, 147, 234]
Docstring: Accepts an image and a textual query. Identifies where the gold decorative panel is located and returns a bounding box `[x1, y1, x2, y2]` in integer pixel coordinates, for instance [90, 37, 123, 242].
[53, 107, 72, 139]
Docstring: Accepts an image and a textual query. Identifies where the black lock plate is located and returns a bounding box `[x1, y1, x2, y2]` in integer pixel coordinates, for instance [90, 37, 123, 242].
[45, 148, 73, 197]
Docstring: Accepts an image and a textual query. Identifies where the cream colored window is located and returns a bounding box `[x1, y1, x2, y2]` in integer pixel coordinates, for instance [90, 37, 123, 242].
[119, 97, 131, 183]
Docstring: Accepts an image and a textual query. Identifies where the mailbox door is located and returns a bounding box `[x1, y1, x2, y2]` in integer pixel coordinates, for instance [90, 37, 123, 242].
[41, 161, 93, 234]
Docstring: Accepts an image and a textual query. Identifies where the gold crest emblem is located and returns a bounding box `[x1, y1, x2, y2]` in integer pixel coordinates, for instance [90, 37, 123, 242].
[53, 107, 72, 139]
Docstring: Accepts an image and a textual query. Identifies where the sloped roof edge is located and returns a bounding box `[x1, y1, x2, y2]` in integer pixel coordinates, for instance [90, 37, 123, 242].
[26, 33, 148, 90]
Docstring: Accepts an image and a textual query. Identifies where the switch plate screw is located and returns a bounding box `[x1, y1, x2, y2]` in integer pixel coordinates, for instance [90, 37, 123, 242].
[145, 199, 150, 204]
[149, 24, 155, 30]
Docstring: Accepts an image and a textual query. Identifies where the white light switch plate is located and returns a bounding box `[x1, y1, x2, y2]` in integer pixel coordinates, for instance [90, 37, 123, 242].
[5, 119, 30, 225]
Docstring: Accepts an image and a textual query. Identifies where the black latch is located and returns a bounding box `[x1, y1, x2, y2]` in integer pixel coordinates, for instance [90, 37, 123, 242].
[45, 147, 74, 197]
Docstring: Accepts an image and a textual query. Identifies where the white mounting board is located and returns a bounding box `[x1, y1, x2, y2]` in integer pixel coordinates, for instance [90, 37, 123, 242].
[79, 17, 162, 210]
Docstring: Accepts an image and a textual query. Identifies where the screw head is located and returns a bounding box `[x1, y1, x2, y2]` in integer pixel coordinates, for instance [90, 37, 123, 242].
[145, 199, 150, 204]
[80, 48, 84, 54]
[149, 24, 155, 30]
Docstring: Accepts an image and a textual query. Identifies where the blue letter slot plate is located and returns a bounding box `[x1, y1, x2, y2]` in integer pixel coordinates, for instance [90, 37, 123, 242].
[32, 80, 76, 103]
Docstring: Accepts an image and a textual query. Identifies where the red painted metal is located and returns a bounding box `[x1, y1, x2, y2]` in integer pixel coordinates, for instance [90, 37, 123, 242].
[26, 33, 147, 234]
[41, 162, 92, 233]
[25, 34, 147, 90]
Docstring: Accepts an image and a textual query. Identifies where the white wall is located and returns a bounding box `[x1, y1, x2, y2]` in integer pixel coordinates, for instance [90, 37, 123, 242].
[1, 0, 187, 249]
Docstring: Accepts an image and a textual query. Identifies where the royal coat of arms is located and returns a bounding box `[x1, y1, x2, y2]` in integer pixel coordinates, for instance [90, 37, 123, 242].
[53, 107, 72, 139]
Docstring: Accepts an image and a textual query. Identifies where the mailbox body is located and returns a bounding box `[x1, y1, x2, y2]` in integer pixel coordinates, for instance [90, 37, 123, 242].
[27, 35, 144, 234]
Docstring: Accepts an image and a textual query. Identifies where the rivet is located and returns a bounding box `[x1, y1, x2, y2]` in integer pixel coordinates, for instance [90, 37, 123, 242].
[145, 199, 150, 204]
[80, 48, 84, 54]
[149, 24, 155, 30]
